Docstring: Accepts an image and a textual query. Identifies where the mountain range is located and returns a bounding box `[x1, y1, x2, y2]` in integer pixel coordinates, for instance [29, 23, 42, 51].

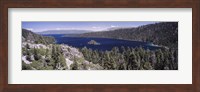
[78, 22, 178, 49]
[23, 22, 178, 49]
[37, 30, 93, 34]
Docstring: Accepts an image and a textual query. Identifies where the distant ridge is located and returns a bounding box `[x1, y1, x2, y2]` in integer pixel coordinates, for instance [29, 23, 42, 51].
[37, 30, 93, 34]
[78, 22, 178, 48]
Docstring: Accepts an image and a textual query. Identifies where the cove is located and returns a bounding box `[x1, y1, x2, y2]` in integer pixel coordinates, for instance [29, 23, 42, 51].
[43, 34, 162, 51]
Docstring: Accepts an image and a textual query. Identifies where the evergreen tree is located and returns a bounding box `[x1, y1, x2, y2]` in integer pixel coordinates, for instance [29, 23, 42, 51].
[33, 48, 40, 61]
[71, 56, 79, 70]
[26, 43, 30, 49]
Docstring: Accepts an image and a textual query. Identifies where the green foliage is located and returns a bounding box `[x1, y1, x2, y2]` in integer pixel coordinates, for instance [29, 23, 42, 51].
[143, 61, 153, 70]
[33, 48, 41, 61]
[81, 46, 178, 70]
[69, 56, 86, 70]
[58, 54, 66, 68]
[37, 48, 46, 56]
[50, 45, 67, 69]
[41, 66, 54, 70]
[22, 48, 27, 55]
[30, 60, 43, 70]
[71, 57, 79, 70]
[22, 61, 32, 70]
[22, 43, 178, 70]
[22, 44, 69, 70]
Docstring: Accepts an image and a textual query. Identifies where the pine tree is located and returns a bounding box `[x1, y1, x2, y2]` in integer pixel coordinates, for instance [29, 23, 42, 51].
[58, 54, 66, 68]
[71, 56, 78, 70]
[51, 45, 59, 69]
[33, 48, 40, 61]
[26, 43, 30, 49]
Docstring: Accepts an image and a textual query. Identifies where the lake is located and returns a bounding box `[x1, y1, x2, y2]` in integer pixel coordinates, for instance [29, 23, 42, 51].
[43, 34, 162, 51]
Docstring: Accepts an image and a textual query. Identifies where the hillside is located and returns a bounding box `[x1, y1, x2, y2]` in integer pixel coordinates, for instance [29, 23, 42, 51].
[22, 29, 103, 70]
[22, 43, 103, 70]
[79, 22, 178, 49]
[22, 29, 55, 44]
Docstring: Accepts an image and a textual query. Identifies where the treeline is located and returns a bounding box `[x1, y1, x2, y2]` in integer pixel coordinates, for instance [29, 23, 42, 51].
[79, 22, 178, 49]
[81, 47, 178, 70]
[22, 29, 55, 44]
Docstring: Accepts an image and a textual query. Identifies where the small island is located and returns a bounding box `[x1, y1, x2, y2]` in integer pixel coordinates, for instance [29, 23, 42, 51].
[87, 40, 100, 45]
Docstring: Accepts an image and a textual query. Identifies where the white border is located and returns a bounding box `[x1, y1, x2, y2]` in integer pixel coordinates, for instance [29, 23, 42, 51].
[8, 8, 192, 84]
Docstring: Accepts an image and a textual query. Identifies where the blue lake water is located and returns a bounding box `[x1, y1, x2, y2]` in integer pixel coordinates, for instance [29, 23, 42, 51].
[43, 34, 162, 51]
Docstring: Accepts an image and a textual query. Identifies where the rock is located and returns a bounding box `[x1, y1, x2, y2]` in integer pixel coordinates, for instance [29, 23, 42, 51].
[41, 56, 45, 59]
[65, 58, 73, 69]
[22, 56, 32, 64]
[30, 55, 35, 61]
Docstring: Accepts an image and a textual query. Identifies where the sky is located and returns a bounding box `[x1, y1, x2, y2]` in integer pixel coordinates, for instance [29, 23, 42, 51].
[22, 21, 157, 32]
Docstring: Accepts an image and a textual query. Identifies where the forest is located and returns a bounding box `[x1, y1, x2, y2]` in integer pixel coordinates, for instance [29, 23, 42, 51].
[81, 46, 178, 70]
[22, 44, 178, 70]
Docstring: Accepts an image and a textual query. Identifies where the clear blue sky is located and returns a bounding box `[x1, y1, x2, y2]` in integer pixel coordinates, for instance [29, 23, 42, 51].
[22, 21, 157, 32]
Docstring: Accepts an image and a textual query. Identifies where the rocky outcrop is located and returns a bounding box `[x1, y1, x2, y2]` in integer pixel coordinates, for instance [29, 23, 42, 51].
[22, 42, 103, 70]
